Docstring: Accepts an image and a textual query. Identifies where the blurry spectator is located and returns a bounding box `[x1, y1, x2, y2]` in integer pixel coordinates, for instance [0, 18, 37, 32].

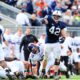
[64, 0, 73, 9]
[6, 0, 17, 6]
[44, 0, 53, 5]
[36, 0, 47, 10]
[73, 10, 80, 25]
[63, 10, 73, 25]
[26, 0, 34, 14]
[16, 0, 27, 9]
[78, 0, 80, 5]
[36, 0, 47, 17]
[71, 5, 77, 14]
[41, 6, 52, 17]
[55, 2, 67, 12]
[70, 0, 74, 4]
[73, 0, 78, 6]
[50, 0, 67, 12]
[50, 0, 57, 11]
[78, 5, 80, 14]
[16, 9, 31, 26]
[30, 13, 42, 26]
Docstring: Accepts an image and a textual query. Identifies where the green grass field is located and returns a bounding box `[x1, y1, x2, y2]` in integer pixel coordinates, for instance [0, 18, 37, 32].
[26, 75, 80, 80]
[61, 75, 80, 80]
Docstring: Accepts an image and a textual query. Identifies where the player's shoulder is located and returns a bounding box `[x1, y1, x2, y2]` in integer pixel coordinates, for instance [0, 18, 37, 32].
[48, 15, 53, 20]
[59, 21, 67, 29]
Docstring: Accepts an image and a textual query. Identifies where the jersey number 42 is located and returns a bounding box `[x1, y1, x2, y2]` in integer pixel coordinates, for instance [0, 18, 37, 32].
[49, 26, 60, 36]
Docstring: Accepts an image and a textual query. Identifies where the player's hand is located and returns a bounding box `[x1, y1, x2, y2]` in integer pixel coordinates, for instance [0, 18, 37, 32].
[44, 19, 48, 24]
[42, 18, 48, 24]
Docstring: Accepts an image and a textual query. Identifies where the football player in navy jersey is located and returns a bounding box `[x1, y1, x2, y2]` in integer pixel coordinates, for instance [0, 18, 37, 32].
[41, 10, 68, 78]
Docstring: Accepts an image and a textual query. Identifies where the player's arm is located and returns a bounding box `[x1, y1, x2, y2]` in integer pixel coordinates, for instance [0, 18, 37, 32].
[3, 36, 8, 46]
[59, 28, 67, 43]
[41, 16, 49, 24]
[61, 28, 67, 38]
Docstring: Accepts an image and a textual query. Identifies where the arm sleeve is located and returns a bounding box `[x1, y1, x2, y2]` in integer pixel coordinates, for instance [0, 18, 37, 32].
[61, 22, 67, 30]
[25, 16, 31, 26]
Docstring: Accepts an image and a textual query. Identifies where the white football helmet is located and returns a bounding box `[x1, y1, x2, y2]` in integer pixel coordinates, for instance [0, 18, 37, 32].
[52, 10, 62, 22]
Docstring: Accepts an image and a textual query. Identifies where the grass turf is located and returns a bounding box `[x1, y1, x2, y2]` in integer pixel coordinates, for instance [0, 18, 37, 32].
[26, 75, 80, 80]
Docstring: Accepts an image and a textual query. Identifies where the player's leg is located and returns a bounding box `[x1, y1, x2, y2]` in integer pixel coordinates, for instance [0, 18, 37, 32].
[45, 58, 55, 78]
[42, 44, 55, 78]
[23, 61, 32, 76]
[32, 62, 38, 76]
[41, 44, 51, 76]
[53, 43, 61, 77]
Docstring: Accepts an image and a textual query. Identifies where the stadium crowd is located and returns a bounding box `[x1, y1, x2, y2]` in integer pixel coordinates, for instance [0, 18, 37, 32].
[1, 0, 80, 26]
[0, 0, 80, 80]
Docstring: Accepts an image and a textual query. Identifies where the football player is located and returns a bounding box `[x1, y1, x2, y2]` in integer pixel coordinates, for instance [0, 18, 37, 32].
[28, 42, 44, 78]
[12, 27, 24, 61]
[41, 10, 67, 78]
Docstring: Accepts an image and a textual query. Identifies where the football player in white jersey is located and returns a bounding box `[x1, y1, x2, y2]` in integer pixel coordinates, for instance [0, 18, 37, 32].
[12, 27, 24, 61]
[0, 28, 8, 78]
[28, 42, 44, 78]
[73, 47, 80, 74]
[3, 28, 14, 57]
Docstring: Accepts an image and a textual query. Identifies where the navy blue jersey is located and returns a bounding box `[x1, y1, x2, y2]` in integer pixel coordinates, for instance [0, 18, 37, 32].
[45, 16, 66, 43]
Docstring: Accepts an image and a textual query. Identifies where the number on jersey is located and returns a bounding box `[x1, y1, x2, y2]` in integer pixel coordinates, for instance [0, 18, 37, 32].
[49, 26, 60, 36]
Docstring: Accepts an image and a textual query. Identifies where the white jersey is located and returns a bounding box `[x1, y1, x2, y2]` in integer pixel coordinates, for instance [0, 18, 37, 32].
[29, 52, 41, 64]
[36, 42, 44, 56]
[3, 34, 13, 57]
[29, 43, 44, 64]
[4, 34, 13, 44]
[16, 13, 30, 26]
[38, 37, 45, 44]
[13, 33, 23, 52]
[61, 37, 72, 56]
[73, 52, 80, 62]
[70, 37, 80, 52]
[0, 44, 4, 61]
[12, 33, 24, 60]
